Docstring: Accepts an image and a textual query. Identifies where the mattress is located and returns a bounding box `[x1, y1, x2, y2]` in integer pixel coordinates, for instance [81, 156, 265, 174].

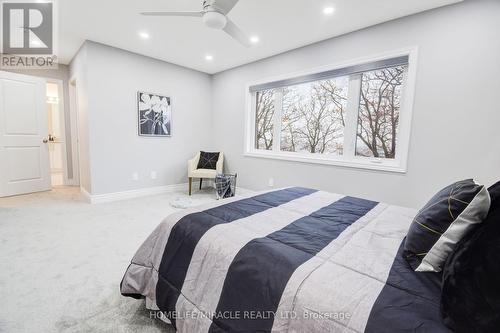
[121, 187, 451, 332]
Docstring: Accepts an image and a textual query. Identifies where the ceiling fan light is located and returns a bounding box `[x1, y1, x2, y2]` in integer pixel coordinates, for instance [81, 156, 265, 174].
[203, 11, 227, 29]
[323, 7, 335, 15]
[249, 36, 259, 44]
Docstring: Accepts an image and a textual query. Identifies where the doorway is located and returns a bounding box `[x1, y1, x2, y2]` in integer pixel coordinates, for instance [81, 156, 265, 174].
[46, 81, 67, 187]
[0, 71, 79, 197]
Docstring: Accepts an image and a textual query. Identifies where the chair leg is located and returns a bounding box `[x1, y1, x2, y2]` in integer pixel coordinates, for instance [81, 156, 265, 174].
[188, 177, 192, 196]
[199, 178, 203, 190]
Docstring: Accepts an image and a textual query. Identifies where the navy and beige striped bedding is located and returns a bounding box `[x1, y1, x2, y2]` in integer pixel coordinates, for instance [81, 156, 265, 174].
[120, 187, 451, 332]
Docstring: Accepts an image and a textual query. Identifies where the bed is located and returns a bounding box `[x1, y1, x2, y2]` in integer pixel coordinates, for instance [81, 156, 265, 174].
[120, 187, 451, 332]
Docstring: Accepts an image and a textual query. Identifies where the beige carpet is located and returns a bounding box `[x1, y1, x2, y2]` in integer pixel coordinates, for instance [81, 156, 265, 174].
[0, 187, 221, 332]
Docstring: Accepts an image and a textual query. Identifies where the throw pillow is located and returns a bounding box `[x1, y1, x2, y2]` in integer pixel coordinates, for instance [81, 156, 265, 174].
[440, 204, 500, 332]
[403, 179, 490, 272]
[197, 151, 220, 170]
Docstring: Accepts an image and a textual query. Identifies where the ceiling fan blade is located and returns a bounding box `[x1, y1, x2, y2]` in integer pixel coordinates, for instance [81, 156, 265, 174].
[141, 11, 203, 17]
[212, 0, 239, 15]
[223, 19, 250, 47]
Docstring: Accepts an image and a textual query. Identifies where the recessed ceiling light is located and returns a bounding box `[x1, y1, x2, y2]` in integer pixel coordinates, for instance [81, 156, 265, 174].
[138, 32, 150, 39]
[323, 6, 335, 15]
[205, 54, 214, 61]
[249, 36, 260, 44]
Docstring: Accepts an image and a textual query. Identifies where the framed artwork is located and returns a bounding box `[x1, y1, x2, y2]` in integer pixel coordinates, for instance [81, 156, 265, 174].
[137, 91, 171, 137]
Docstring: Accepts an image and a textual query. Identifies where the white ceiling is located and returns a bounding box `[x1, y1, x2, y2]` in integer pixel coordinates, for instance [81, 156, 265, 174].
[58, 0, 462, 74]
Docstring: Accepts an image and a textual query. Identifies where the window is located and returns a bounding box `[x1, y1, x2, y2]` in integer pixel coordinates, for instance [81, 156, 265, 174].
[255, 89, 275, 150]
[246, 52, 416, 172]
[355, 67, 405, 159]
[280, 77, 348, 155]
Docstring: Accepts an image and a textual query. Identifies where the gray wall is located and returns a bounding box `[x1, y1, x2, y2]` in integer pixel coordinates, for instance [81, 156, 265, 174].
[70, 41, 214, 195]
[211, 0, 500, 208]
[4, 65, 74, 180]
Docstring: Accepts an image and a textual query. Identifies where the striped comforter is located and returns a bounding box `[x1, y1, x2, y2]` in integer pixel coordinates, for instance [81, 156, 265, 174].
[120, 187, 451, 332]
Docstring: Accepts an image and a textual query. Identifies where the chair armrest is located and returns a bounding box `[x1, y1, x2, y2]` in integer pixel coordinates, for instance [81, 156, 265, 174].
[188, 153, 200, 176]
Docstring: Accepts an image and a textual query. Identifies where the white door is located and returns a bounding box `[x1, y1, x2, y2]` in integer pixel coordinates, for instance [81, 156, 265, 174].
[0, 71, 50, 197]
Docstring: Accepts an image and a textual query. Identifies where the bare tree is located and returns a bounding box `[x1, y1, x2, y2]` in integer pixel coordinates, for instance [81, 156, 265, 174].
[356, 66, 405, 158]
[255, 90, 275, 150]
[281, 79, 347, 154]
[318, 79, 347, 128]
[255, 68, 405, 157]
[281, 86, 302, 152]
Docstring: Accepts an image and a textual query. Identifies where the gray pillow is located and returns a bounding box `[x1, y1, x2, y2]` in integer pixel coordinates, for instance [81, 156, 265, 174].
[403, 179, 490, 272]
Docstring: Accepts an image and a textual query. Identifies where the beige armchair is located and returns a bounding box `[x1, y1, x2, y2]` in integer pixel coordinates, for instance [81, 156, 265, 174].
[188, 152, 224, 195]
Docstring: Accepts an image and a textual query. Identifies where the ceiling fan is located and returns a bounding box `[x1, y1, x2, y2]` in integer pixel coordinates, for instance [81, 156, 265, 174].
[141, 0, 251, 47]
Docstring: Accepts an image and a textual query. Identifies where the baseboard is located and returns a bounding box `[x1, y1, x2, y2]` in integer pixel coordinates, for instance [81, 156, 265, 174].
[81, 183, 188, 204]
[81, 183, 255, 204]
[80, 187, 92, 203]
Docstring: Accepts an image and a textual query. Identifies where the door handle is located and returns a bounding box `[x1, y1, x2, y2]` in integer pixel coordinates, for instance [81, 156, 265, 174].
[43, 138, 48, 143]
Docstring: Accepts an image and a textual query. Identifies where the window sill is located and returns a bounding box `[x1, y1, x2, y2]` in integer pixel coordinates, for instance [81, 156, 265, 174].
[244, 150, 407, 174]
